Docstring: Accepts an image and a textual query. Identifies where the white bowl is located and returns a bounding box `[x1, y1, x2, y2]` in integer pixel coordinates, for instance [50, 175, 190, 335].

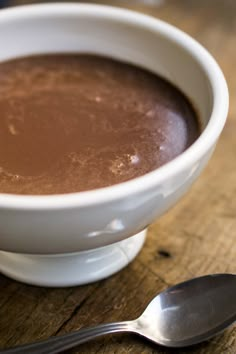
[0, 3, 228, 287]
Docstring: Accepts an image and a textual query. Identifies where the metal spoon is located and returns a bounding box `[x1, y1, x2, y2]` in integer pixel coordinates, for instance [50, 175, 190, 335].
[1, 274, 235, 354]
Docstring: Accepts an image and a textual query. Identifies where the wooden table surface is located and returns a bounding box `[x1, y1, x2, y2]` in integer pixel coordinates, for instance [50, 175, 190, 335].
[0, 1, 236, 353]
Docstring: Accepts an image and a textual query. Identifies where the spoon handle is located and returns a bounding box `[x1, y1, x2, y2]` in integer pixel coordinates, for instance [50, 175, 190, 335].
[0, 321, 134, 354]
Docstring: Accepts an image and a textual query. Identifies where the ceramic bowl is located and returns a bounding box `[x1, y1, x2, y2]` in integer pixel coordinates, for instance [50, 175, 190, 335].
[0, 4, 228, 286]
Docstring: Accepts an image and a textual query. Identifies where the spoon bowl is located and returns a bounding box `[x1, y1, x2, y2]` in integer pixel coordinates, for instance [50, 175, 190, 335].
[134, 273, 236, 347]
[1, 274, 235, 353]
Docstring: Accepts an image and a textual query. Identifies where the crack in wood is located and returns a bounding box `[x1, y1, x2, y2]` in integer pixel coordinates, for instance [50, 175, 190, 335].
[53, 284, 101, 337]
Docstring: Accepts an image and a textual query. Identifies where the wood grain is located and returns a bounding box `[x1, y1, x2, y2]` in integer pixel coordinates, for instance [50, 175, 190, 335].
[0, 1, 236, 353]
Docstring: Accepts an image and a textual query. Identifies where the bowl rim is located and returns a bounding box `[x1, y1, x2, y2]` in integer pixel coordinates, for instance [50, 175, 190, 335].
[0, 3, 229, 210]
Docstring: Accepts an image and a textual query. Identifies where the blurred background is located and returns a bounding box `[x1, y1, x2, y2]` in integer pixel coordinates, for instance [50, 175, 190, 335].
[1, 0, 234, 14]
[0, 0, 165, 9]
[1, 0, 164, 8]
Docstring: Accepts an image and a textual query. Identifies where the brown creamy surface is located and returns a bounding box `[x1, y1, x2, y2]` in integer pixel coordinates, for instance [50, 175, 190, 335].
[0, 55, 200, 195]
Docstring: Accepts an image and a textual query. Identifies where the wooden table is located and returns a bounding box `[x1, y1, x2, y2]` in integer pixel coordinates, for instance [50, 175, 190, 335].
[0, 1, 236, 353]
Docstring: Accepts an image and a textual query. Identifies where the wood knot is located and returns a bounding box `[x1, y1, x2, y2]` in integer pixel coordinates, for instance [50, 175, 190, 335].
[158, 249, 172, 258]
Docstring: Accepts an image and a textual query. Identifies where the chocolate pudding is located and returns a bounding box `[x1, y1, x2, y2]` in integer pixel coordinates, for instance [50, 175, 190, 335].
[0, 54, 200, 195]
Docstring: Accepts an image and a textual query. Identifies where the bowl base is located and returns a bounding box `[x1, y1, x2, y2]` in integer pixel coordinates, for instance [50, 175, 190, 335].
[0, 230, 146, 287]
